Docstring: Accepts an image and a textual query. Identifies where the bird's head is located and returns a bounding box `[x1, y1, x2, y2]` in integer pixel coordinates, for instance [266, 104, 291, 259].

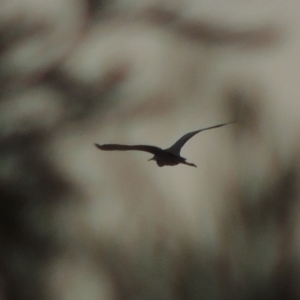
[148, 156, 164, 167]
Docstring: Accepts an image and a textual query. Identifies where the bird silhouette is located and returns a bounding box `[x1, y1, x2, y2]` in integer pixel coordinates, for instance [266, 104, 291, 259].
[95, 122, 232, 167]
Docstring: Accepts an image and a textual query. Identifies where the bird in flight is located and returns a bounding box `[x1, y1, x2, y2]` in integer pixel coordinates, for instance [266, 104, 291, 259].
[95, 122, 232, 167]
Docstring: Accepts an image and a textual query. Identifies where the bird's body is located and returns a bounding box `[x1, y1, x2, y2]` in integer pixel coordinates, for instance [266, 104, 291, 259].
[150, 150, 195, 167]
[95, 122, 232, 167]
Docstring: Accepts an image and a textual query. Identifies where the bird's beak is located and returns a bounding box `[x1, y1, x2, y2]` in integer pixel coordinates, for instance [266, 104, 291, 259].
[148, 157, 154, 161]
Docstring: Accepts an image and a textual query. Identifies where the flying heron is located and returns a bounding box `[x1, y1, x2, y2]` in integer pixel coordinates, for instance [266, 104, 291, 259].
[95, 122, 232, 167]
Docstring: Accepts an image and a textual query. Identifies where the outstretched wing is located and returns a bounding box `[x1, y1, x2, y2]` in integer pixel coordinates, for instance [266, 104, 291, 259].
[95, 143, 163, 155]
[165, 122, 231, 155]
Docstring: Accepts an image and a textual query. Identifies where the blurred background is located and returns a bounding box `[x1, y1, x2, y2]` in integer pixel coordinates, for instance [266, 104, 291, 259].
[1, 1, 300, 299]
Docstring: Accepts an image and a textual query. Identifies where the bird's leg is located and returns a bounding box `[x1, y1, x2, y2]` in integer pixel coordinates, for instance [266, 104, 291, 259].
[182, 161, 197, 167]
